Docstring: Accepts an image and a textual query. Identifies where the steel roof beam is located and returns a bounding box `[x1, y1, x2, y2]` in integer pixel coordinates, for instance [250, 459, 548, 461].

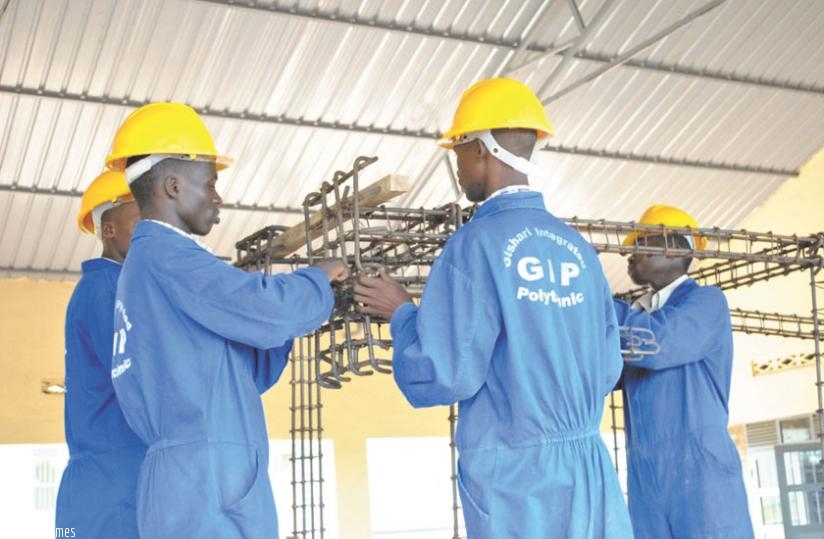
[537, 0, 617, 99]
[0, 183, 303, 214]
[543, 0, 726, 104]
[0, 84, 433, 138]
[0, 85, 796, 177]
[191, 0, 824, 95]
[575, 52, 824, 94]
[544, 144, 798, 176]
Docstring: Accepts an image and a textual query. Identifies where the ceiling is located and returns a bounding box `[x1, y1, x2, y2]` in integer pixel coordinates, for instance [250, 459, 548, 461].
[0, 0, 822, 291]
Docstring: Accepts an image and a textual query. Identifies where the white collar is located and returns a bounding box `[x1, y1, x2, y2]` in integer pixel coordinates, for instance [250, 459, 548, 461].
[481, 185, 535, 205]
[632, 274, 689, 312]
[146, 219, 214, 255]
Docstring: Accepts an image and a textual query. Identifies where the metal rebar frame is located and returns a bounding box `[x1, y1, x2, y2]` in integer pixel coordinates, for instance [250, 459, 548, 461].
[730, 309, 822, 341]
[233, 156, 824, 535]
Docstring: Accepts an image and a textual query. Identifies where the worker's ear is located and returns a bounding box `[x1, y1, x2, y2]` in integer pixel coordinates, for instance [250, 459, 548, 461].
[100, 219, 116, 240]
[162, 174, 182, 200]
[476, 139, 488, 157]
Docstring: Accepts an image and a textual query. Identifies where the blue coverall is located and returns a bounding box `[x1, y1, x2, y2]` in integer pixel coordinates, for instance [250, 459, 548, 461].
[615, 278, 754, 538]
[56, 258, 146, 537]
[111, 221, 334, 538]
[390, 192, 632, 538]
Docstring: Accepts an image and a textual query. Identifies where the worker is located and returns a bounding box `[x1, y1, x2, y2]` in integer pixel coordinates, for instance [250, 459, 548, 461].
[615, 204, 754, 538]
[105, 102, 349, 538]
[56, 170, 144, 537]
[353, 78, 632, 538]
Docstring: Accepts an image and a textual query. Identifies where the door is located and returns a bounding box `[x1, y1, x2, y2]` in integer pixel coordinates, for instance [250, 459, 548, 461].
[776, 442, 824, 538]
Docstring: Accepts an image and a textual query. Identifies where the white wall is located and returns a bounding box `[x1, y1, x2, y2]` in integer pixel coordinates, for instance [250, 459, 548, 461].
[725, 148, 824, 426]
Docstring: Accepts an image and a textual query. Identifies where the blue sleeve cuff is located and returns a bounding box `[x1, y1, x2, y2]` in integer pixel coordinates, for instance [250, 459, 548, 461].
[389, 301, 418, 337]
[295, 266, 335, 307]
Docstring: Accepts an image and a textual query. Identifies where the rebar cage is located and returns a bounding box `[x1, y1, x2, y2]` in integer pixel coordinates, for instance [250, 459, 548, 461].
[234, 156, 824, 538]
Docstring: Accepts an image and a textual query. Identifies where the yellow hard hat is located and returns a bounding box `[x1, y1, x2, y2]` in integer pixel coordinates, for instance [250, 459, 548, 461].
[77, 170, 134, 234]
[440, 78, 555, 149]
[623, 204, 708, 250]
[105, 102, 233, 173]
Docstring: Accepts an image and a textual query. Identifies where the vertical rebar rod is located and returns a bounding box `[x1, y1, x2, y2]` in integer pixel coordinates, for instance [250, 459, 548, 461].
[307, 332, 317, 538]
[609, 391, 621, 474]
[315, 353, 325, 538]
[300, 336, 309, 536]
[810, 265, 824, 463]
[449, 404, 461, 539]
[291, 336, 300, 538]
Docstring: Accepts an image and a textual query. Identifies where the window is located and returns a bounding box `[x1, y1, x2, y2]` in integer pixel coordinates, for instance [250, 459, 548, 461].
[787, 490, 824, 526]
[759, 495, 782, 525]
[367, 437, 463, 538]
[0, 441, 336, 539]
[0, 444, 69, 537]
[780, 417, 813, 444]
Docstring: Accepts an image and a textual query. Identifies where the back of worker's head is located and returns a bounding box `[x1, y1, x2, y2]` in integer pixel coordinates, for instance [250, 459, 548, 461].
[106, 102, 231, 236]
[77, 170, 140, 260]
[440, 78, 553, 174]
[489, 128, 538, 160]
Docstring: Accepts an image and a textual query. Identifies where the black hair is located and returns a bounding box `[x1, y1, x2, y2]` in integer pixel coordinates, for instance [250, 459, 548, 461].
[490, 128, 538, 159]
[126, 154, 155, 209]
[673, 235, 694, 272]
[126, 155, 195, 209]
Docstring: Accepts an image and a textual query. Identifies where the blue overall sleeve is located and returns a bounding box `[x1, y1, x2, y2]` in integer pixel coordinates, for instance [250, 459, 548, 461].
[251, 342, 293, 393]
[611, 299, 632, 391]
[158, 240, 334, 350]
[85, 287, 116, 370]
[620, 285, 729, 370]
[389, 257, 501, 408]
[613, 298, 631, 323]
[602, 281, 623, 396]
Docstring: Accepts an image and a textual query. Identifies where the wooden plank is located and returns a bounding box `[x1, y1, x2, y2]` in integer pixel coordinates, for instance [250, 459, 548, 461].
[267, 173, 410, 257]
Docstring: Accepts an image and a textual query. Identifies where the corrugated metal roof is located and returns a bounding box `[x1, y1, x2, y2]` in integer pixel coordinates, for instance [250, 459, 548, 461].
[0, 0, 822, 291]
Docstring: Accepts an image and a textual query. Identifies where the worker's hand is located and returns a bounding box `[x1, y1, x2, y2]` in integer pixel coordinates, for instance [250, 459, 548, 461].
[353, 267, 413, 320]
[314, 258, 350, 284]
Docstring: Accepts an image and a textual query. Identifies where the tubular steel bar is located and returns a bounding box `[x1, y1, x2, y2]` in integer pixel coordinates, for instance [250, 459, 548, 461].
[449, 405, 463, 539]
[0, 84, 798, 181]
[542, 145, 798, 176]
[608, 392, 623, 476]
[290, 332, 326, 538]
[191, 0, 824, 95]
[0, 182, 304, 215]
[543, 0, 727, 105]
[811, 266, 824, 463]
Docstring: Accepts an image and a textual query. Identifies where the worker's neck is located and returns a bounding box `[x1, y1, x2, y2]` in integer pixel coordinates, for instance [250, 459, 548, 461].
[101, 242, 124, 264]
[140, 207, 192, 235]
[485, 171, 529, 198]
[649, 271, 687, 292]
